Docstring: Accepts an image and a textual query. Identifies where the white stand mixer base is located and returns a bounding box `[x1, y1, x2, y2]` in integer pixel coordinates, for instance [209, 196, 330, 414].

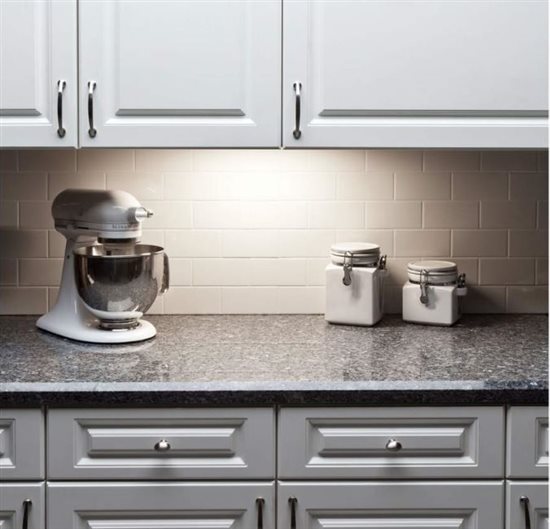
[37, 312, 157, 344]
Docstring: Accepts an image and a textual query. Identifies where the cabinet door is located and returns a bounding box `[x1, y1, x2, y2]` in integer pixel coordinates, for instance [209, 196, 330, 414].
[0, 409, 44, 480]
[283, 0, 548, 148]
[507, 481, 548, 529]
[0, 483, 44, 529]
[0, 0, 77, 147]
[48, 482, 274, 529]
[79, 0, 281, 147]
[279, 481, 504, 529]
[507, 406, 549, 478]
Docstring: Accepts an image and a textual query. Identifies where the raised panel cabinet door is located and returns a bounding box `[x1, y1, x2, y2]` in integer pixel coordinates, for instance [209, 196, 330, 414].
[507, 406, 549, 478]
[283, 0, 548, 148]
[0, 409, 44, 480]
[47, 408, 275, 479]
[0, 0, 77, 147]
[48, 482, 275, 529]
[278, 481, 504, 529]
[278, 406, 504, 479]
[79, 0, 281, 147]
[507, 482, 549, 529]
[0, 483, 45, 529]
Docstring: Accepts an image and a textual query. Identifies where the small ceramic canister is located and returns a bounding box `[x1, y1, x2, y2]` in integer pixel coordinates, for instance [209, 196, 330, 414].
[325, 242, 387, 326]
[402, 260, 467, 326]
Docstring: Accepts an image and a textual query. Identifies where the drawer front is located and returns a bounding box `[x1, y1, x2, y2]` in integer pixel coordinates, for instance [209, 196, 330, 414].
[48, 482, 275, 529]
[279, 407, 504, 479]
[0, 409, 44, 480]
[48, 408, 275, 479]
[507, 481, 549, 529]
[0, 483, 45, 529]
[507, 406, 549, 478]
[279, 481, 504, 529]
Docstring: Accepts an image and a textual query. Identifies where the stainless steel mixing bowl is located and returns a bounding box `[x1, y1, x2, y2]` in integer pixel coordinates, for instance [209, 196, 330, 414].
[73, 243, 169, 330]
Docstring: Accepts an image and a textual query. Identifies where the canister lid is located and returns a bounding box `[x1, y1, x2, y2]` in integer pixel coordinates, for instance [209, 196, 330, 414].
[330, 242, 380, 266]
[407, 260, 458, 284]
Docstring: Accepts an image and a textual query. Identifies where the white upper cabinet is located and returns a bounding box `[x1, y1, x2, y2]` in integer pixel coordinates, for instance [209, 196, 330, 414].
[283, 0, 549, 148]
[78, 0, 281, 147]
[0, 0, 77, 147]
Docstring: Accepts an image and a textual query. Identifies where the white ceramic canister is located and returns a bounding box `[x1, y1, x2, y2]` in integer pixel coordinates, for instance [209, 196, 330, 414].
[325, 242, 387, 326]
[402, 260, 467, 326]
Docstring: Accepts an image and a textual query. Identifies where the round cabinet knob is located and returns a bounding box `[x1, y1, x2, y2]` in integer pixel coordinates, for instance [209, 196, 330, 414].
[385, 438, 402, 452]
[154, 439, 171, 452]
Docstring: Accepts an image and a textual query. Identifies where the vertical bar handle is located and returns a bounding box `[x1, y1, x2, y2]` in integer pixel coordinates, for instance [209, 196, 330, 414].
[293, 82, 302, 139]
[289, 497, 297, 529]
[256, 497, 265, 529]
[22, 499, 32, 529]
[88, 81, 97, 138]
[520, 496, 531, 529]
[57, 80, 66, 138]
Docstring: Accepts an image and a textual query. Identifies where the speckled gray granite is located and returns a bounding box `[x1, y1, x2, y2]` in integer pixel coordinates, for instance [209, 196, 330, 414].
[0, 315, 547, 406]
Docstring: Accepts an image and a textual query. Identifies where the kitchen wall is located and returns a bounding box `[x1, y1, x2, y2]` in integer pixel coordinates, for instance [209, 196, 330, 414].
[0, 149, 547, 315]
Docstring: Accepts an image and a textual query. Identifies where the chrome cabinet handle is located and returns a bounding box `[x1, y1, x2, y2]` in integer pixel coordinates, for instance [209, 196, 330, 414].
[292, 82, 302, 139]
[520, 496, 531, 529]
[289, 497, 297, 529]
[88, 81, 97, 138]
[385, 439, 402, 452]
[154, 439, 171, 451]
[256, 497, 265, 529]
[22, 499, 32, 529]
[57, 80, 66, 138]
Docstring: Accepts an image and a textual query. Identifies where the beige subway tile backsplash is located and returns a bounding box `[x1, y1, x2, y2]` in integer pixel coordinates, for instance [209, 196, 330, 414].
[1, 149, 547, 314]
[366, 201, 421, 229]
[423, 201, 478, 229]
[480, 201, 536, 229]
[452, 172, 508, 200]
[507, 286, 548, 313]
[423, 150, 480, 171]
[1, 172, 47, 200]
[395, 172, 450, 200]
[481, 150, 538, 172]
[479, 258, 535, 285]
[0, 201, 18, 228]
[452, 230, 507, 257]
[77, 149, 134, 171]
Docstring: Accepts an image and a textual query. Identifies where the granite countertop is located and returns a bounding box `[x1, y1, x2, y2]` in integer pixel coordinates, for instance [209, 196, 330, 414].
[0, 314, 547, 407]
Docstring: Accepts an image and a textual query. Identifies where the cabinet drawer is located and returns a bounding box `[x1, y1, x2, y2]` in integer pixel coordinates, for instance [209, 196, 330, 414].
[279, 407, 504, 479]
[507, 481, 549, 529]
[507, 406, 548, 478]
[279, 481, 504, 529]
[48, 408, 275, 479]
[48, 482, 275, 529]
[0, 409, 44, 480]
[0, 483, 45, 529]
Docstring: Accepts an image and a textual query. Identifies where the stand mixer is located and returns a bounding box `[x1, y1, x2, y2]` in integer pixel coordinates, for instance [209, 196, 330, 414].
[36, 189, 169, 343]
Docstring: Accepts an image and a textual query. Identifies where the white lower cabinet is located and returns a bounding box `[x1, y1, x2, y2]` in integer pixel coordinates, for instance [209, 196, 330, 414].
[47, 481, 275, 529]
[507, 481, 549, 529]
[0, 483, 44, 529]
[278, 481, 504, 529]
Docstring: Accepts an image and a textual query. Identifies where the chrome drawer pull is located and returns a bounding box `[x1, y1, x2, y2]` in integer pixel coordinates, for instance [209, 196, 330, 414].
[289, 497, 297, 529]
[292, 82, 302, 139]
[520, 496, 531, 529]
[154, 439, 171, 451]
[87, 81, 97, 138]
[256, 497, 265, 529]
[22, 499, 32, 529]
[385, 438, 402, 452]
[57, 80, 66, 138]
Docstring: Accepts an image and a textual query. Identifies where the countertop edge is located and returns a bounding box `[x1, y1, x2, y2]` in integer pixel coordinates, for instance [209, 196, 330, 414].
[1, 382, 547, 407]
